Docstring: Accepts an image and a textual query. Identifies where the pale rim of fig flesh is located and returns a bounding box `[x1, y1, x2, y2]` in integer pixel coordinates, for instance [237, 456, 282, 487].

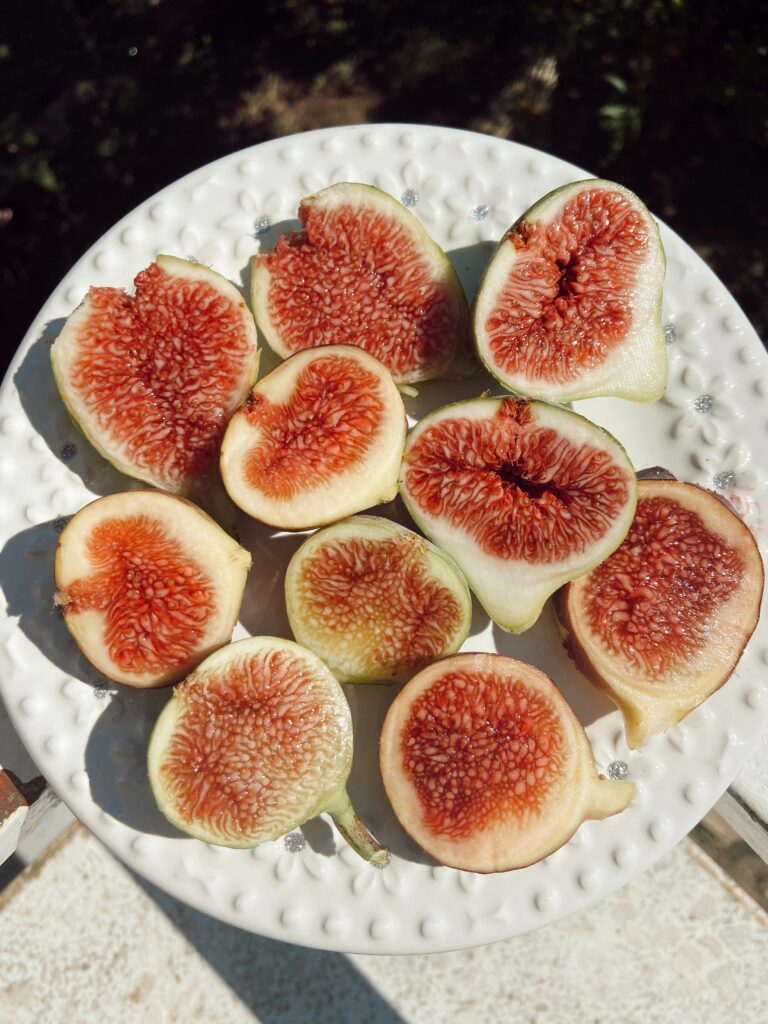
[558, 476, 765, 748]
[285, 515, 472, 683]
[473, 179, 667, 404]
[148, 635, 389, 864]
[54, 490, 251, 688]
[251, 181, 470, 384]
[380, 652, 634, 873]
[399, 396, 637, 633]
[220, 344, 407, 530]
[51, 254, 260, 494]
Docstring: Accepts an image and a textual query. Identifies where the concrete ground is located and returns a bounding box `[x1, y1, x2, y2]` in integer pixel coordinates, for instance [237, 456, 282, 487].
[1, 823, 766, 1024]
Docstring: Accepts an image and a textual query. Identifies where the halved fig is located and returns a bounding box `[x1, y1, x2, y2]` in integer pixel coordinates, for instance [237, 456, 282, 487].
[251, 182, 470, 384]
[557, 476, 765, 748]
[380, 653, 634, 872]
[399, 395, 637, 632]
[148, 636, 389, 863]
[51, 255, 259, 497]
[285, 515, 472, 683]
[473, 179, 666, 403]
[220, 345, 406, 530]
[54, 490, 251, 688]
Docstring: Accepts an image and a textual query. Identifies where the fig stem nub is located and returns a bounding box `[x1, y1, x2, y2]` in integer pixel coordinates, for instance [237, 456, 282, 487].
[585, 776, 635, 821]
[329, 791, 391, 866]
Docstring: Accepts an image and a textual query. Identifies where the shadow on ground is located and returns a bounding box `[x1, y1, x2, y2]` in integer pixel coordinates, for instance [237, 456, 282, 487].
[135, 872, 410, 1024]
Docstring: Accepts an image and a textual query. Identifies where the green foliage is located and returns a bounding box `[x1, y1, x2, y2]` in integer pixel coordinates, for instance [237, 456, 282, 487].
[0, 0, 766, 349]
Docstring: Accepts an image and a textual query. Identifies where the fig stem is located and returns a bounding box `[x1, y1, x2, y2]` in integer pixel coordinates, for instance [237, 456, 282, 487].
[329, 792, 390, 866]
[585, 776, 635, 821]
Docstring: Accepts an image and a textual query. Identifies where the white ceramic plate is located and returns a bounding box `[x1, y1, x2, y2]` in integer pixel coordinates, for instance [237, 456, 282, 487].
[1, 125, 767, 955]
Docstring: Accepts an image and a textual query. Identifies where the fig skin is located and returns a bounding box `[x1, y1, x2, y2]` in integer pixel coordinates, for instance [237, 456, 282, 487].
[380, 652, 634, 873]
[54, 490, 252, 689]
[399, 395, 638, 634]
[220, 345, 407, 531]
[251, 182, 472, 385]
[472, 179, 667, 404]
[285, 515, 472, 683]
[148, 636, 389, 864]
[556, 473, 765, 748]
[51, 255, 260, 506]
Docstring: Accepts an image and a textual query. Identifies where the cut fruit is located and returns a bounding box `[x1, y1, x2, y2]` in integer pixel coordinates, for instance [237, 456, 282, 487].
[51, 255, 259, 495]
[399, 395, 636, 632]
[251, 182, 470, 384]
[220, 345, 407, 530]
[148, 635, 389, 863]
[380, 652, 634, 872]
[285, 515, 472, 683]
[54, 490, 251, 688]
[473, 179, 666, 403]
[557, 475, 765, 748]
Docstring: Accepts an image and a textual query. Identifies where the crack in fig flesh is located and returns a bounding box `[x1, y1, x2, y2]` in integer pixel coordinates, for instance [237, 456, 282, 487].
[242, 353, 384, 500]
[65, 263, 255, 488]
[291, 531, 466, 680]
[158, 647, 348, 845]
[402, 669, 566, 840]
[486, 189, 649, 384]
[262, 199, 461, 381]
[404, 399, 632, 563]
[60, 514, 214, 676]
[584, 495, 745, 676]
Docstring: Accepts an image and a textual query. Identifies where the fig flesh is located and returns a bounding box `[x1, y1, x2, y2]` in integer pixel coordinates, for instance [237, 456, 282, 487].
[399, 395, 637, 632]
[220, 345, 407, 530]
[285, 515, 472, 683]
[380, 652, 634, 872]
[557, 476, 765, 747]
[251, 182, 470, 384]
[54, 490, 251, 688]
[473, 179, 666, 403]
[51, 255, 259, 497]
[148, 636, 389, 864]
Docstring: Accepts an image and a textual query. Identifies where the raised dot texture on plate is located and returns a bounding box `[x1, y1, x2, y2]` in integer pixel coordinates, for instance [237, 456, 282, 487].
[745, 687, 766, 709]
[92, 250, 112, 271]
[232, 892, 254, 913]
[369, 918, 393, 940]
[1, 125, 767, 957]
[44, 735, 63, 755]
[18, 697, 40, 717]
[131, 835, 152, 855]
[649, 818, 670, 842]
[684, 781, 706, 804]
[322, 914, 348, 936]
[419, 916, 444, 939]
[149, 201, 169, 222]
[578, 869, 600, 891]
[613, 845, 634, 868]
[534, 890, 557, 912]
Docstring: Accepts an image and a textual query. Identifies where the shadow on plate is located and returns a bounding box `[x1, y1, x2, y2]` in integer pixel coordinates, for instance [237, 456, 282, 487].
[84, 685, 181, 839]
[14, 321, 142, 498]
[0, 517, 180, 838]
[492, 602, 615, 730]
[446, 239, 496, 301]
[0, 519, 102, 684]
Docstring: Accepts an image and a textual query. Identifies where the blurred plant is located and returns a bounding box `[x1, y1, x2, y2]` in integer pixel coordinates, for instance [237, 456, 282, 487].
[0, 0, 765, 354]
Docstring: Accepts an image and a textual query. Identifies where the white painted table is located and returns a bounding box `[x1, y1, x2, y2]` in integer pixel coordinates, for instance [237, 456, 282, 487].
[718, 731, 768, 862]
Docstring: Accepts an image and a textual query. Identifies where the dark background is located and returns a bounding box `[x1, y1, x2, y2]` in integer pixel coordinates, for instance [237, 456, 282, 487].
[1, 0, 766, 374]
